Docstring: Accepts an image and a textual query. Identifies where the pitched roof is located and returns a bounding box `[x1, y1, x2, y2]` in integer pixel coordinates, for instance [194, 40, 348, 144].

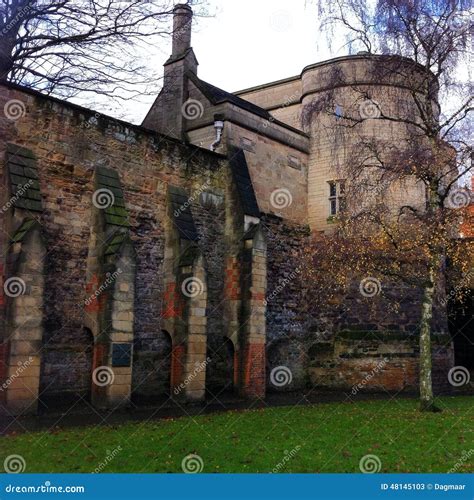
[187, 72, 272, 121]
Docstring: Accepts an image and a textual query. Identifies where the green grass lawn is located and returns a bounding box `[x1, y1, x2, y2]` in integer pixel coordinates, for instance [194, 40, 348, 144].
[1, 396, 472, 473]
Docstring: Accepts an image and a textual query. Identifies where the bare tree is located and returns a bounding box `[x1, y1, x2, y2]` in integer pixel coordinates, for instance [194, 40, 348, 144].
[305, 0, 472, 411]
[0, 0, 205, 103]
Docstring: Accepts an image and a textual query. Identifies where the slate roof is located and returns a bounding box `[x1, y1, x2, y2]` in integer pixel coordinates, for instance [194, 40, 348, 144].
[187, 72, 272, 121]
[168, 185, 199, 241]
[6, 143, 42, 212]
[11, 218, 40, 243]
[179, 244, 200, 266]
[228, 147, 260, 218]
[104, 230, 129, 258]
[96, 166, 129, 227]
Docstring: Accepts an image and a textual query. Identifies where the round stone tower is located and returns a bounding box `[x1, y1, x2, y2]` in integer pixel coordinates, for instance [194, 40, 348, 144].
[301, 53, 437, 231]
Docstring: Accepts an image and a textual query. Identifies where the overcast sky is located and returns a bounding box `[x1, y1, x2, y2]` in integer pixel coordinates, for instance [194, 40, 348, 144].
[104, 0, 469, 135]
[192, 0, 334, 91]
[117, 0, 344, 123]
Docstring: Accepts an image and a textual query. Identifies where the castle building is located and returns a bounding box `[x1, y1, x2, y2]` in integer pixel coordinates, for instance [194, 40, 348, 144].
[0, 4, 460, 416]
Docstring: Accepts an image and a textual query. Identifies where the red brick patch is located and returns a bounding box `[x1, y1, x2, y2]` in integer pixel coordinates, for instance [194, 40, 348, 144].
[240, 343, 265, 398]
[170, 344, 185, 391]
[251, 291, 265, 302]
[162, 282, 184, 319]
[224, 258, 241, 300]
[91, 343, 108, 399]
[85, 274, 106, 313]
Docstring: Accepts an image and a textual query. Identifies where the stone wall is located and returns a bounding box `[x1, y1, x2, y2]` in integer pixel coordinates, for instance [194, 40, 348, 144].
[308, 331, 454, 395]
[0, 83, 236, 408]
[262, 215, 309, 390]
[306, 275, 453, 394]
[235, 77, 303, 129]
[0, 75, 457, 413]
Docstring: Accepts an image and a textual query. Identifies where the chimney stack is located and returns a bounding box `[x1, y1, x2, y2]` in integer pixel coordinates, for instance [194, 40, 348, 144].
[172, 3, 193, 57]
[141, 2, 198, 137]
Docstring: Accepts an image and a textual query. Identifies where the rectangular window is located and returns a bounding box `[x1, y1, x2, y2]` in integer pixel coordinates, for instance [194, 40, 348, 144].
[328, 180, 346, 216]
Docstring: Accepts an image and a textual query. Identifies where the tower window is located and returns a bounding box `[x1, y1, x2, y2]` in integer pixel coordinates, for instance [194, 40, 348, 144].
[328, 180, 346, 216]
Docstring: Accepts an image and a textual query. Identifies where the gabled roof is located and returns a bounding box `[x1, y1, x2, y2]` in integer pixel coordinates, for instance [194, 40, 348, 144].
[187, 72, 272, 121]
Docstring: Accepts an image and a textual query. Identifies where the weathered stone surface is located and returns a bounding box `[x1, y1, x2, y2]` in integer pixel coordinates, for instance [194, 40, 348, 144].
[0, 35, 461, 413]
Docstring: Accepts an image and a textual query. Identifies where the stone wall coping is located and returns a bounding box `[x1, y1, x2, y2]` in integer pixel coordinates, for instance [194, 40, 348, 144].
[233, 74, 301, 96]
[233, 53, 430, 97]
[0, 81, 226, 161]
[300, 53, 429, 78]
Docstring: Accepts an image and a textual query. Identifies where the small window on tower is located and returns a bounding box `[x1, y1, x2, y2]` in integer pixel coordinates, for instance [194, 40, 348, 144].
[328, 180, 346, 216]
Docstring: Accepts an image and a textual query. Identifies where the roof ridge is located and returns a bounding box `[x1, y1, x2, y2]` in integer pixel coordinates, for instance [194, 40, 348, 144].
[187, 72, 271, 120]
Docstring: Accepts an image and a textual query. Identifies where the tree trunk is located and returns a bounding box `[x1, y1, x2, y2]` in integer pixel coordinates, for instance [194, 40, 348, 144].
[419, 258, 442, 412]
[0, 34, 16, 81]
